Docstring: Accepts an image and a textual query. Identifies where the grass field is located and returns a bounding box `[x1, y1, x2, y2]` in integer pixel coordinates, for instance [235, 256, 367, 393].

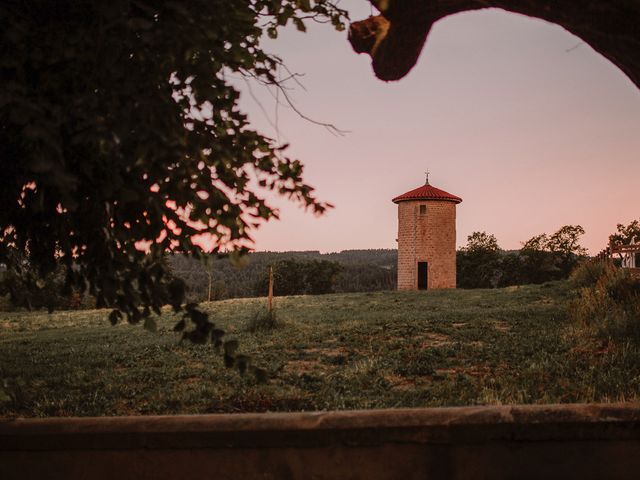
[2, 281, 640, 417]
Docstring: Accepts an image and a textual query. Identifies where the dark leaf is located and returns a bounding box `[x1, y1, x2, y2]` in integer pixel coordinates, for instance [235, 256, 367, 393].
[211, 328, 225, 341]
[168, 279, 186, 310]
[109, 309, 122, 326]
[185, 303, 198, 312]
[187, 330, 208, 345]
[190, 309, 208, 326]
[224, 354, 235, 368]
[253, 367, 268, 384]
[224, 339, 239, 356]
[127, 308, 142, 324]
[235, 354, 251, 374]
[143, 317, 157, 333]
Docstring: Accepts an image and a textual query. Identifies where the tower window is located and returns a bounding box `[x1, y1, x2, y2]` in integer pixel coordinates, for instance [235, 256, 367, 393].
[419, 205, 427, 215]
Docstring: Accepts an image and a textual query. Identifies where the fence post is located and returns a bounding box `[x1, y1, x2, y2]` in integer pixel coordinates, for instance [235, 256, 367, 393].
[268, 266, 274, 312]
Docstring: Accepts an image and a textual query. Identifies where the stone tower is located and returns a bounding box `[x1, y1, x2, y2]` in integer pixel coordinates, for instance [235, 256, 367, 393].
[392, 177, 462, 290]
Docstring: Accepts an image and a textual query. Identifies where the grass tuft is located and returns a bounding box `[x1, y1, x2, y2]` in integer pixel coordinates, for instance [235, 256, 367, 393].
[569, 263, 640, 339]
[246, 308, 280, 332]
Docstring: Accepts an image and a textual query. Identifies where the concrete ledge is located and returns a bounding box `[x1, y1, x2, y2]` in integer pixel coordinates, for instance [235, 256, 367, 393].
[2, 404, 640, 479]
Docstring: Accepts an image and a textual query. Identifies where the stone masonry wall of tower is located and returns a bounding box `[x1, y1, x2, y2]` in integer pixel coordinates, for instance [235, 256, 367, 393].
[397, 200, 457, 289]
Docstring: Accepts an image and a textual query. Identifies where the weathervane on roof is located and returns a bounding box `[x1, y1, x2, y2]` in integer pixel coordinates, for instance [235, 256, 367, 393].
[424, 169, 430, 185]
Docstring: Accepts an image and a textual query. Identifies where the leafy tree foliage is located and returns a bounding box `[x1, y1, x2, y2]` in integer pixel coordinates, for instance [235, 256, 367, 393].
[520, 225, 587, 281]
[457, 226, 588, 289]
[0, 1, 347, 325]
[608, 219, 640, 268]
[518, 234, 560, 285]
[461, 232, 500, 254]
[0, 254, 87, 312]
[548, 225, 588, 274]
[457, 232, 502, 288]
[610, 220, 640, 245]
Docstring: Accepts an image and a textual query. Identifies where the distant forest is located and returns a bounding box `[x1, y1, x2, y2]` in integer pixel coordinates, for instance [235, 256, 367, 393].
[168, 250, 398, 302]
[170, 228, 590, 302]
[1, 232, 595, 310]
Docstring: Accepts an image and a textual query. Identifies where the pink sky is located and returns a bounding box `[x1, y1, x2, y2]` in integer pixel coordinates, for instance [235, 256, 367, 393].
[237, 5, 640, 254]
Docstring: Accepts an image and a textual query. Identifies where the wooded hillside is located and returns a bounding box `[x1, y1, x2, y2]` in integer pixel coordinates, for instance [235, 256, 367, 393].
[168, 250, 398, 302]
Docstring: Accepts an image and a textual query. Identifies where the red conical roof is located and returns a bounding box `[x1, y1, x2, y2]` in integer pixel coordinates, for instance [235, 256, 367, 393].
[392, 183, 462, 204]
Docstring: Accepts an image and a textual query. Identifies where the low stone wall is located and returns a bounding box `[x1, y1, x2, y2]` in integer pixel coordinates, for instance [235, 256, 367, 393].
[2, 404, 640, 479]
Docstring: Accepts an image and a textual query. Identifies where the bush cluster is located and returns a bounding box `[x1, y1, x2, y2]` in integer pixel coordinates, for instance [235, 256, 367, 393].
[569, 261, 611, 289]
[457, 226, 587, 289]
[569, 261, 640, 338]
[246, 308, 280, 332]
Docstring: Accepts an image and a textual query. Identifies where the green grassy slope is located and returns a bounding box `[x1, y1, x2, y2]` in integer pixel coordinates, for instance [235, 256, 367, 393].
[1, 282, 638, 417]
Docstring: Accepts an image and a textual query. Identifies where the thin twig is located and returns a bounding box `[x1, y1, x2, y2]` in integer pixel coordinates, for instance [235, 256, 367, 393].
[240, 67, 349, 136]
[274, 81, 349, 136]
[566, 42, 584, 53]
[243, 77, 287, 144]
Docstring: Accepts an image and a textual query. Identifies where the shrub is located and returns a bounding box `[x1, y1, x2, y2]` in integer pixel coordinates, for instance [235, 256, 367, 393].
[569, 264, 640, 338]
[246, 308, 280, 332]
[570, 260, 613, 289]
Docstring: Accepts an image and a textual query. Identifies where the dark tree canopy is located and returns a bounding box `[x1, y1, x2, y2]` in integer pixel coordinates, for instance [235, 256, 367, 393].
[349, 0, 640, 88]
[457, 231, 503, 289]
[519, 225, 587, 282]
[610, 219, 640, 245]
[460, 232, 500, 254]
[456, 226, 588, 288]
[0, 1, 347, 318]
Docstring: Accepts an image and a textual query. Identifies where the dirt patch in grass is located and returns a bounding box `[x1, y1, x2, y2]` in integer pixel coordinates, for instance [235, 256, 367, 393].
[493, 321, 511, 333]
[466, 365, 492, 378]
[112, 400, 139, 416]
[434, 365, 491, 379]
[182, 376, 203, 385]
[535, 297, 555, 305]
[570, 339, 616, 357]
[420, 333, 452, 348]
[302, 346, 348, 357]
[384, 373, 415, 391]
[323, 347, 348, 356]
[282, 360, 325, 375]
